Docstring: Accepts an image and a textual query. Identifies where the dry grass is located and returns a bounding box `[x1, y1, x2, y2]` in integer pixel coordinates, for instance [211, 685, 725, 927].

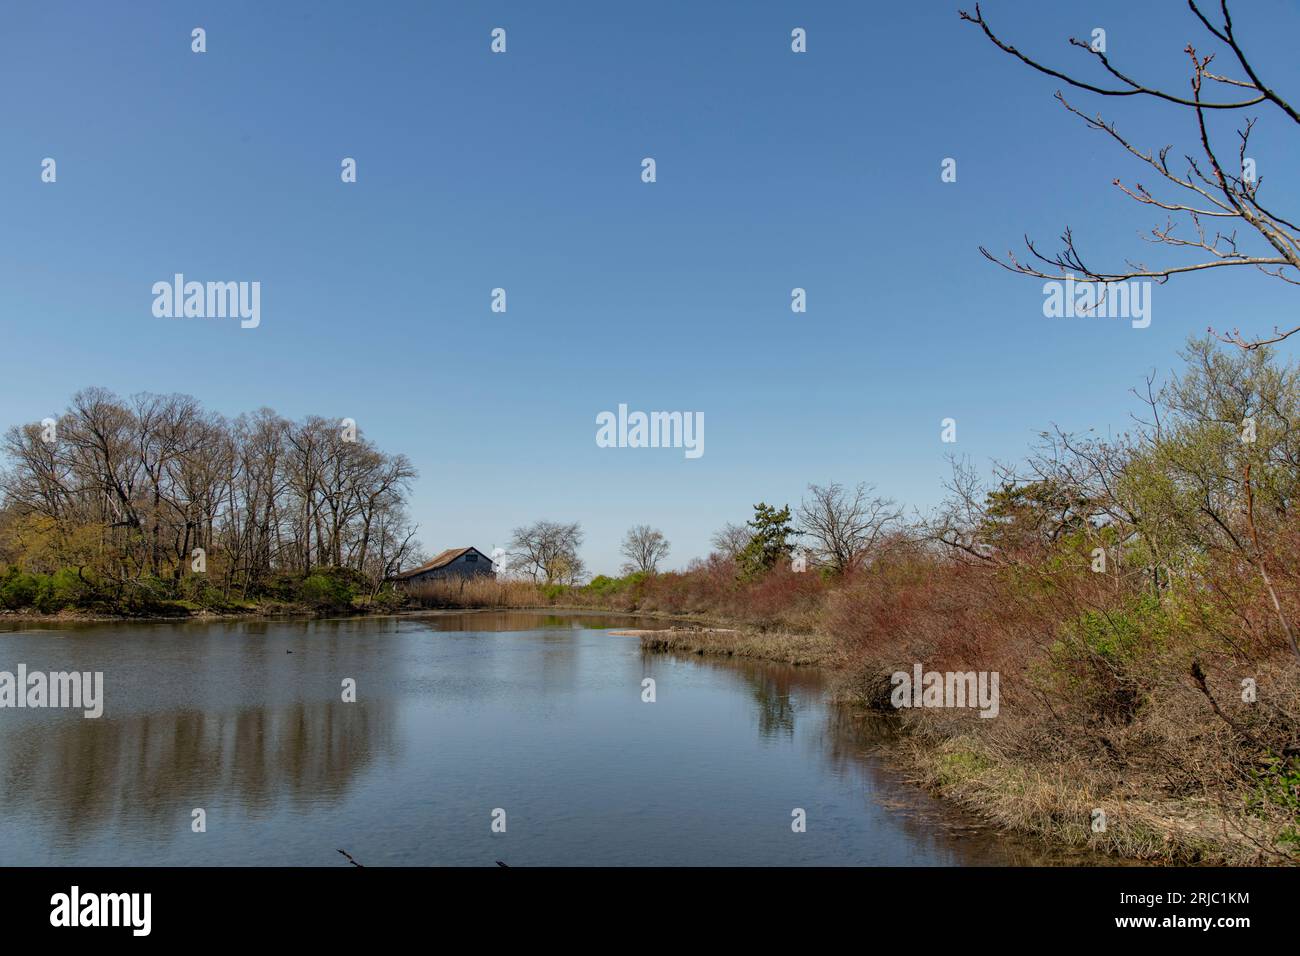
[403, 577, 546, 608]
[829, 650, 1300, 864]
[892, 723, 1257, 864]
[815, 547, 1300, 865]
[616, 626, 842, 667]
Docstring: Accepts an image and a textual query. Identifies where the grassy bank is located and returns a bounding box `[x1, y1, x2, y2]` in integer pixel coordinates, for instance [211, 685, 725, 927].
[619, 620, 1287, 865]
[891, 728, 1237, 863]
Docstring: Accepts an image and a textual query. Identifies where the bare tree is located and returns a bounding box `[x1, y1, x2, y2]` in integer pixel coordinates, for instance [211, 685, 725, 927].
[0, 388, 422, 600]
[926, 455, 1000, 563]
[620, 524, 670, 575]
[961, 1, 1300, 348]
[508, 520, 585, 585]
[796, 482, 903, 574]
[709, 521, 752, 561]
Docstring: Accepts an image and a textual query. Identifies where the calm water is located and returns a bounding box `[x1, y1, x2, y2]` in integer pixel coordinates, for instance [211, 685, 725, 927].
[0, 611, 1073, 866]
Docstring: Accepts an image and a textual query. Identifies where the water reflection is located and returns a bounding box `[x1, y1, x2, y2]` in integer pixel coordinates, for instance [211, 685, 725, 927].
[0, 701, 394, 836]
[648, 650, 820, 740]
[0, 613, 1111, 865]
[402, 610, 657, 633]
[661, 651, 1117, 866]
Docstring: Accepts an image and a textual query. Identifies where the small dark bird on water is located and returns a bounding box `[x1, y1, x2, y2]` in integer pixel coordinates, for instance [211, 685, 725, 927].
[496, 861, 509, 867]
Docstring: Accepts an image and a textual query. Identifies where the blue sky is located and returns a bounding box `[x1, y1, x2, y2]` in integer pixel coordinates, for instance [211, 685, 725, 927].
[2, 0, 1298, 573]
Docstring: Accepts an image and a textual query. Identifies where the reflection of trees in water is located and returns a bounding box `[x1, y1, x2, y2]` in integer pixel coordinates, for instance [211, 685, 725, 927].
[411, 611, 661, 634]
[817, 699, 899, 770]
[815, 701, 1102, 865]
[639, 649, 1077, 864]
[650, 652, 826, 740]
[747, 671, 797, 738]
[0, 699, 395, 834]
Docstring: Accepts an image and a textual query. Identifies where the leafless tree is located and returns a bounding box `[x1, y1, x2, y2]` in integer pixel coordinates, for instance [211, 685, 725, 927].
[620, 524, 671, 575]
[961, 1, 1300, 348]
[796, 482, 904, 574]
[709, 521, 753, 561]
[0, 388, 421, 597]
[926, 455, 1000, 563]
[508, 520, 585, 585]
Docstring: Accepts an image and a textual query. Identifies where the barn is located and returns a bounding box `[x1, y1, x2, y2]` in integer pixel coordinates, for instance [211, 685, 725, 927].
[390, 547, 496, 587]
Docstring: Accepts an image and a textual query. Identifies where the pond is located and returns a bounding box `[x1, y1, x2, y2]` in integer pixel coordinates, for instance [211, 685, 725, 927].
[0, 611, 1079, 865]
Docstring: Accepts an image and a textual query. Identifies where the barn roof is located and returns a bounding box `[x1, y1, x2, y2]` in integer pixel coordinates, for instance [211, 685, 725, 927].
[391, 546, 486, 580]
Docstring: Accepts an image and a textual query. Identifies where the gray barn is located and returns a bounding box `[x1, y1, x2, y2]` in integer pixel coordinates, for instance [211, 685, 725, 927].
[391, 547, 495, 587]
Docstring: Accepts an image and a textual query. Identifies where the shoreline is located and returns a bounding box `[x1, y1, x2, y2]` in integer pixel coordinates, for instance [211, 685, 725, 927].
[610, 626, 842, 667]
[620, 623, 1264, 866]
[1, 607, 1277, 865]
[0, 604, 716, 625]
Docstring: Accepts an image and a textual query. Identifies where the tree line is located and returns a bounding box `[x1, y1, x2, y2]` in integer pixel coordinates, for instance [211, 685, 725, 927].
[0, 387, 420, 608]
[503, 481, 903, 586]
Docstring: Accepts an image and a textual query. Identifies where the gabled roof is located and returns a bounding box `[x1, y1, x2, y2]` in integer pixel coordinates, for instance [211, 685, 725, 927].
[392, 547, 488, 580]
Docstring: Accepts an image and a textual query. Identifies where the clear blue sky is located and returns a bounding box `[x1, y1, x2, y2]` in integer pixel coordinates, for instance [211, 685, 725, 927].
[2, 0, 1297, 574]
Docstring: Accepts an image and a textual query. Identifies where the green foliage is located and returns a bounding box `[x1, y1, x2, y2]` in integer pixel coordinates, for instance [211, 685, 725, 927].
[1, 566, 100, 612]
[584, 572, 647, 596]
[0, 560, 389, 616]
[0, 569, 40, 609]
[299, 566, 362, 611]
[367, 584, 406, 612]
[32, 574, 62, 613]
[585, 574, 620, 594]
[50, 568, 94, 608]
[1122, 338, 1300, 568]
[1063, 592, 1172, 664]
[260, 571, 304, 602]
[980, 479, 1095, 551]
[1249, 755, 1300, 851]
[737, 502, 796, 580]
[1, 568, 98, 613]
[1040, 592, 1185, 723]
[196, 584, 236, 611]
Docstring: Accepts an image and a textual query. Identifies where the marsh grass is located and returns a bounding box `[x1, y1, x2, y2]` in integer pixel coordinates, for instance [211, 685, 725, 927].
[621, 627, 841, 667]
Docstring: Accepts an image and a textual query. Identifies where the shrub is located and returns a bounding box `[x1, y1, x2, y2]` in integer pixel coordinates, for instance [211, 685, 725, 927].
[0, 570, 40, 609]
[50, 568, 95, 608]
[585, 573, 644, 597]
[33, 573, 63, 613]
[0, 568, 91, 613]
[299, 568, 358, 611]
